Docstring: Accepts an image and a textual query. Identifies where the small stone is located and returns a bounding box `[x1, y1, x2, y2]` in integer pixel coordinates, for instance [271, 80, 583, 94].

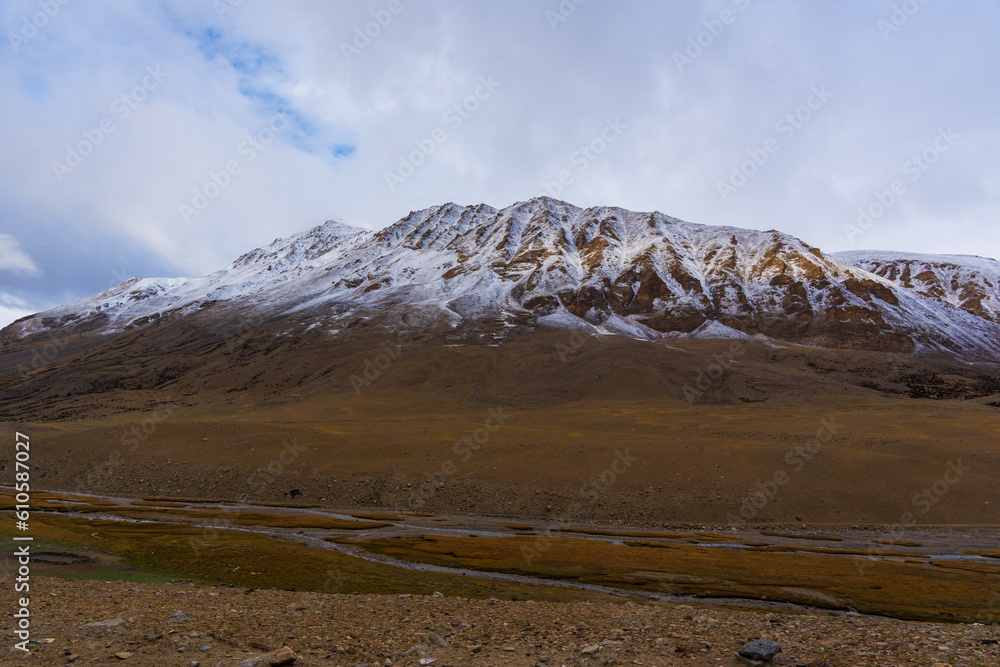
[581, 644, 600, 655]
[738, 639, 782, 662]
[249, 642, 273, 652]
[267, 646, 297, 666]
[239, 659, 262, 667]
[426, 633, 448, 648]
[983, 639, 999, 645]
[700, 640, 713, 649]
[114, 652, 133, 660]
[200, 645, 212, 651]
[169, 612, 191, 622]
[84, 618, 127, 628]
[471, 645, 483, 653]
[189, 662, 201, 667]
[418, 660, 436, 666]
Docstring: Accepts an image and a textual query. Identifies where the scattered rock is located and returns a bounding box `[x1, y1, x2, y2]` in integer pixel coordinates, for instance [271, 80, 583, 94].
[114, 652, 133, 660]
[84, 618, 127, 628]
[983, 639, 999, 645]
[738, 639, 782, 662]
[418, 659, 436, 666]
[169, 612, 191, 622]
[249, 641, 273, 652]
[267, 646, 297, 666]
[470, 645, 483, 653]
[239, 659, 262, 667]
[199, 645, 212, 651]
[189, 662, 201, 667]
[581, 644, 600, 655]
[425, 633, 448, 648]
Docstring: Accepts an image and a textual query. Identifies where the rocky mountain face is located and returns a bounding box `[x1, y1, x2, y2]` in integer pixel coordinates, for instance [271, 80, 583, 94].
[4, 197, 999, 360]
[834, 250, 1000, 324]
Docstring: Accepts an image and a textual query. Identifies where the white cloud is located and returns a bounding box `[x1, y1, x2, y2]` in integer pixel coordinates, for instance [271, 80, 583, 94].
[0, 0, 997, 312]
[0, 292, 36, 329]
[0, 233, 40, 274]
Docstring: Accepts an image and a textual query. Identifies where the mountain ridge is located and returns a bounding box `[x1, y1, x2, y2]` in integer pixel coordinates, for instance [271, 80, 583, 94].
[5, 197, 999, 360]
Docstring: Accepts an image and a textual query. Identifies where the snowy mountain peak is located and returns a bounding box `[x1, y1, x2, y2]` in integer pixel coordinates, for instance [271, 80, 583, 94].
[6, 200, 999, 360]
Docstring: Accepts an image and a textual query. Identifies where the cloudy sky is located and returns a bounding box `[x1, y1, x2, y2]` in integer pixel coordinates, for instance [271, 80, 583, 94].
[1, 0, 997, 327]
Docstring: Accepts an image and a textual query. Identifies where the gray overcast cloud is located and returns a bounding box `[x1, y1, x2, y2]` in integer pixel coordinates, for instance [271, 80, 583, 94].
[1, 0, 997, 326]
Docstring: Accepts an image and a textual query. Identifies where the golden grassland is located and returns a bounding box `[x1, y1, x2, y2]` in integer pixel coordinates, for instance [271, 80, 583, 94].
[340, 533, 1000, 623]
[0, 513, 622, 603]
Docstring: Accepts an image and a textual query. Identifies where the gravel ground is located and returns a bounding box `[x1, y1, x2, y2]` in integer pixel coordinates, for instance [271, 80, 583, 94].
[2, 578, 999, 666]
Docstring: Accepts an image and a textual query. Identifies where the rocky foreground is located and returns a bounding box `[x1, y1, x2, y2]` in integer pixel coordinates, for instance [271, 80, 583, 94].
[2, 578, 998, 666]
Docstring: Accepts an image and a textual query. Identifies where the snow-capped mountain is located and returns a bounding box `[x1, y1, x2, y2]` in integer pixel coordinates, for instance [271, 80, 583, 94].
[6, 197, 999, 359]
[833, 250, 1000, 324]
